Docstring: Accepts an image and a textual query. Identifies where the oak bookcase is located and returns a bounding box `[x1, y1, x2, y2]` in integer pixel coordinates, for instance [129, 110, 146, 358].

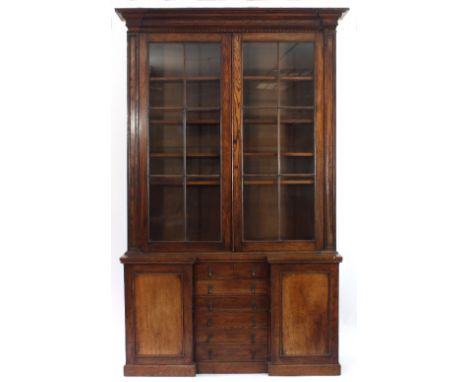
[116, 8, 347, 376]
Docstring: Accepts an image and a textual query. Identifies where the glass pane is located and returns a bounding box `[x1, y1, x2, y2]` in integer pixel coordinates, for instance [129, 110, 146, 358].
[186, 43, 220, 77]
[279, 42, 314, 77]
[187, 80, 220, 108]
[242, 40, 315, 243]
[243, 80, 277, 107]
[187, 124, 219, 154]
[280, 123, 314, 153]
[187, 184, 220, 241]
[148, 42, 221, 242]
[281, 156, 314, 175]
[149, 178, 184, 241]
[280, 80, 314, 107]
[244, 124, 277, 153]
[243, 178, 278, 240]
[150, 124, 183, 154]
[150, 81, 183, 107]
[243, 42, 277, 76]
[149, 43, 184, 77]
[280, 181, 314, 240]
[187, 157, 219, 175]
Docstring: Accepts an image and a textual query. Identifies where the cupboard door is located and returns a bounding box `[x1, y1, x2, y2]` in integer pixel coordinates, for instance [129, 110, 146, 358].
[269, 263, 339, 373]
[233, 34, 324, 251]
[124, 264, 194, 366]
[141, 34, 231, 251]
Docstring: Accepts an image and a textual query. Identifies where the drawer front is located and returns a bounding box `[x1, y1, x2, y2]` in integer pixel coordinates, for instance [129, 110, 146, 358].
[196, 328, 268, 344]
[235, 262, 269, 279]
[195, 311, 268, 328]
[195, 263, 234, 280]
[196, 279, 269, 295]
[195, 295, 269, 311]
[196, 344, 268, 362]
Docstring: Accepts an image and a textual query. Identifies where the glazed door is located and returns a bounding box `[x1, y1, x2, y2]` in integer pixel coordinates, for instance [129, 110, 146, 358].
[140, 34, 232, 251]
[233, 33, 324, 251]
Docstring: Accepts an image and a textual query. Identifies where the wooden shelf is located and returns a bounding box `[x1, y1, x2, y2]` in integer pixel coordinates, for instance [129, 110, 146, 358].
[150, 76, 219, 81]
[243, 76, 314, 81]
[149, 120, 219, 125]
[243, 152, 314, 157]
[150, 152, 219, 158]
[187, 180, 220, 186]
[244, 179, 314, 186]
[243, 119, 313, 125]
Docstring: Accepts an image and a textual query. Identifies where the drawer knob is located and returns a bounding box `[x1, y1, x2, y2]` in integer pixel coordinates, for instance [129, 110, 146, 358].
[207, 285, 213, 294]
[250, 267, 256, 277]
[208, 350, 213, 360]
[208, 267, 213, 278]
[251, 350, 256, 360]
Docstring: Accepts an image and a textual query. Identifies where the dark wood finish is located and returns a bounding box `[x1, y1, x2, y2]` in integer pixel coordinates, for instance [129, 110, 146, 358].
[196, 328, 268, 344]
[267, 363, 340, 376]
[269, 263, 339, 371]
[116, 8, 348, 33]
[196, 344, 268, 361]
[195, 279, 269, 295]
[117, 7, 347, 376]
[195, 295, 269, 311]
[124, 264, 194, 369]
[197, 362, 267, 374]
[124, 364, 196, 377]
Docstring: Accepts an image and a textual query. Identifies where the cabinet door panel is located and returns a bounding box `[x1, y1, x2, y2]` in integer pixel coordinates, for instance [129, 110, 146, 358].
[125, 264, 193, 365]
[270, 263, 338, 364]
[135, 273, 183, 356]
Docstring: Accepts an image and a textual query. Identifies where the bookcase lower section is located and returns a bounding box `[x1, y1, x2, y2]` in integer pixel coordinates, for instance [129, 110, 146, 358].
[122, 252, 341, 376]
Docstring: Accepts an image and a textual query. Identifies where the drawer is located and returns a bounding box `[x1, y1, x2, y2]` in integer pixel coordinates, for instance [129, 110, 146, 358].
[195, 263, 234, 280]
[196, 344, 268, 362]
[195, 311, 268, 328]
[195, 279, 269, 295]
[195, 295, 269, 311]
[235, 262, 268, 279]
[196, 327, 268, 344]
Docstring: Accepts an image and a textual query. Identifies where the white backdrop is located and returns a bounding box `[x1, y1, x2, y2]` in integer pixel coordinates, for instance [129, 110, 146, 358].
[1, 1, 468, 381]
